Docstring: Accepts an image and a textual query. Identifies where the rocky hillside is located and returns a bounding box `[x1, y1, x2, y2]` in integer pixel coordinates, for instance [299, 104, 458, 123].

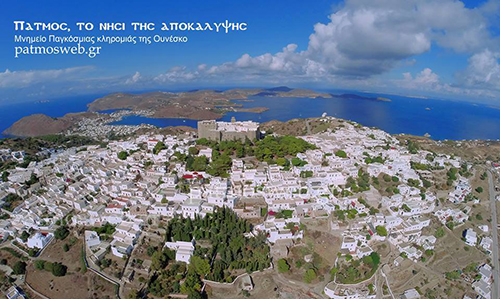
[3, 114, 72, 137]
[2, 112, 100, 137]
[86, 88, 332, 117]
[3, 87, 333, 137]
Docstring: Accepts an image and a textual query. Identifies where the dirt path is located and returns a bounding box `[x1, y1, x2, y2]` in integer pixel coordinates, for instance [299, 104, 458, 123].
[305, 119, 312, 135]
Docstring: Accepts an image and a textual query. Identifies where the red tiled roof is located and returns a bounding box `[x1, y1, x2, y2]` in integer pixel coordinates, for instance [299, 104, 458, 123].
[106, 203, 123, 209]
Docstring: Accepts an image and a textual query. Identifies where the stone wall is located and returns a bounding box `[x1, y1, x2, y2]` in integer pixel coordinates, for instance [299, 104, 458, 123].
[197, 120, 260, 142]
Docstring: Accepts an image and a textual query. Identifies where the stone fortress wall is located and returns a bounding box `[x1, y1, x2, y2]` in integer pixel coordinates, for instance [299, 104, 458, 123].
[197, 117, 260, 142]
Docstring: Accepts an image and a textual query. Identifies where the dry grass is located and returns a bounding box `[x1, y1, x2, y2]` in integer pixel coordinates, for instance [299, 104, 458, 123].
[26, 237, 116, 299]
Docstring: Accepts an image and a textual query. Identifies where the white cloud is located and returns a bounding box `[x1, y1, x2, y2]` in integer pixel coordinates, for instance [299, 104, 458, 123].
[2, 0, 500, 102]
[154, 66, 198, 83]
[306, 6, 432, 76]
[125, 71, 142, 84]
[205, 44, 316, 77]
[399, 67, 499, 99]
[404, 68, 440, 86]
[0, 66, 94, 89]
[174, 0, 499, 82]
[461, 49, 500, 89]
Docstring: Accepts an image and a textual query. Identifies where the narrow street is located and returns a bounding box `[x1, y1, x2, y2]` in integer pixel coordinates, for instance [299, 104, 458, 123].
[379, 268, 395, 299]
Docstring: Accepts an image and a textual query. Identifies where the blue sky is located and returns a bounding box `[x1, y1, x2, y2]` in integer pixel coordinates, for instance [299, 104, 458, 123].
[0, 0, 333, 75]
[1, 0, 499, 104]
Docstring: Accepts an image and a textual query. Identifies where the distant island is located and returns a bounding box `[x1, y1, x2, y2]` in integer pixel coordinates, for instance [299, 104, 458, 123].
[330, 93, 392, 102]
[86, 87, 332, 116]
[2, 87, 330, 137]
[3, 87, 393, 137]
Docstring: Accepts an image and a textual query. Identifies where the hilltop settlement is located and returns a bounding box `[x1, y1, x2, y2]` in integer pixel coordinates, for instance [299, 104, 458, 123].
[0, 115, 499, 299]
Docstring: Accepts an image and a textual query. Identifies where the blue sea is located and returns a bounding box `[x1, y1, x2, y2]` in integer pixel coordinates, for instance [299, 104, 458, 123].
[2, 92, 500, 140]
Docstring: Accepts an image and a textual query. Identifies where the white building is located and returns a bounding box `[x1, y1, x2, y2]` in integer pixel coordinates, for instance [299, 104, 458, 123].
[164, 240, 195, 264]
[463, 229, 477, 246]
[27, 232, 53, 249]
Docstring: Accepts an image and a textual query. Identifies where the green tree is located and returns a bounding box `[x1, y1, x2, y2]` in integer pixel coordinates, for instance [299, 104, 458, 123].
[153, 142, 167, 155]
[422, 179, 432, 188]
[28, 248, 39, 257]
[51, 262, 67, 276]
[189, 147, 200, 155]
[191, 156, 209, 171]
[117, 151, 129, 160]
[196, 138, 210, 146]
[369, 252, 380, 267]
[151, 250, 168, 271]
[126, 290, 140, 299]
[277, 258, 290, 273]
[207, 153, 232, 177]
[376, 225, 388, 236]
[464, 262, 478, 273]
[300, 170, 313, 178]
[276, 158, 289, 167]
[191, 256, 211, 277]
[446, 221, 455, 230]
[291, 157, 307, 167]
[163, 207, 270, 283]
[187, 291, 205, 299]
[335, 150, 347, 158]
[12, 261, 27, 275]
[383, 174, 391, 182]
[445, 270, 460, 280]
[181, 267, 202, 294]
[44, 261, 53, 272]
[1, 171, 9, 182]
[303, 268, 317, 283]
[434, 227, 445, 238]
[25, 173, 39, 186]
[34, 260, 46, 270]
[407, 140, 419, 154]
[54, 226, 70, 240]
[20, 230, 30, 242]
[100, 258, 112, 268]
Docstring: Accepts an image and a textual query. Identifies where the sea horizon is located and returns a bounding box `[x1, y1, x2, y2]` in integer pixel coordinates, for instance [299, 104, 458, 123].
[2, 90, 500, 141]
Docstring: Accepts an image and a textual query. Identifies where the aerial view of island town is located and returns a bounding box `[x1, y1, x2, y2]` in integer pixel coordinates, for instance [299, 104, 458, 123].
[2, 1, 500, 299]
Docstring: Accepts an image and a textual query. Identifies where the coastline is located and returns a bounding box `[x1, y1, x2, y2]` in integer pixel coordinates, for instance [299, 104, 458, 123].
[3, 88, 500, 140]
